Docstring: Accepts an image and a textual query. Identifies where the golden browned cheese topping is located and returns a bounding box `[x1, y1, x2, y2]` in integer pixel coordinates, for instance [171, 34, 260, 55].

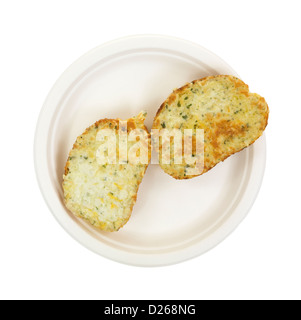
[152, 75, 269, 179]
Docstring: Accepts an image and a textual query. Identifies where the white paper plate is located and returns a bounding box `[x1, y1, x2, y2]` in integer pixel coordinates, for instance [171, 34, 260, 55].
[34, 35, 266, 267]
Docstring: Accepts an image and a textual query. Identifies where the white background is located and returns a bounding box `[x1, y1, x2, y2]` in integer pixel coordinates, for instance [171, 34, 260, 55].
[1, 0, 300, 300]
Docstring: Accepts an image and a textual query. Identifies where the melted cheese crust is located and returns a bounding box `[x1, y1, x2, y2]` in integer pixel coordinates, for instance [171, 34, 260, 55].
[63, 112, 150, 232]
[152, 75, 269, 179]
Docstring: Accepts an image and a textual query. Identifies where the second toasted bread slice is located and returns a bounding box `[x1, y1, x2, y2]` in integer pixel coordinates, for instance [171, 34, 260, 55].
[152, 75, 269, 179]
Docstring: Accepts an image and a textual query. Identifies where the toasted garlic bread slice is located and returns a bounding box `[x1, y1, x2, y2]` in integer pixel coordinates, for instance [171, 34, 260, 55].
[152, 75, 269, 179]
[63, 112, 151, 232]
